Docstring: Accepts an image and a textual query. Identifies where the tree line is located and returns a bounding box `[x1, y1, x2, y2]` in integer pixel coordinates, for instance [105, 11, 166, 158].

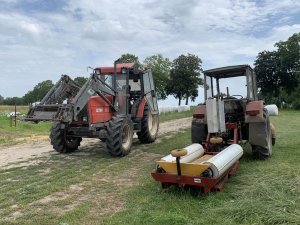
[1, 32, 299, 108]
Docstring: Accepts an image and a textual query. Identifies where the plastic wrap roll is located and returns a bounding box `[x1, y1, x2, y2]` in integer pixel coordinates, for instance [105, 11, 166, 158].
[202, 144, 243, 178]
[264, 104, 278, 116]
[161, 143, 205, 163]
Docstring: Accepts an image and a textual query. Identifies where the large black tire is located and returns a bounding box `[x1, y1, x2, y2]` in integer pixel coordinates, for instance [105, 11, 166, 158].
[251, 110, 272, 159]
[137, 105, 159, 144]
[106, 116, 133, 156]
[50, 122, 82, 153]
[191, 120, 208, 143]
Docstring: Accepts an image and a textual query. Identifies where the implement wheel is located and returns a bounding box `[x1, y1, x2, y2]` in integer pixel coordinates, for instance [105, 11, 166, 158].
[106, 116, 133, 156]
[50, 122, 82, 153]
[137, 105, 159, 143]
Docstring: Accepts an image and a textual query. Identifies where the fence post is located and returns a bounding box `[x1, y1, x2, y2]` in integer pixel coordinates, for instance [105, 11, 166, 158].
[14, 104, 17, 127]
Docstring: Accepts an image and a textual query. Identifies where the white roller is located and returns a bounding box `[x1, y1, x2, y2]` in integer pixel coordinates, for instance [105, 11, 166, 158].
[202, 144, 243, 178]
[161, 143, 205, 163]
[264, 104, 278, 116]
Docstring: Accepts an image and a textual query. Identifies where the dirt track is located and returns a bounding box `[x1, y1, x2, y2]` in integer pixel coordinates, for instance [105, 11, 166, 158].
[0, 117, 191, 168]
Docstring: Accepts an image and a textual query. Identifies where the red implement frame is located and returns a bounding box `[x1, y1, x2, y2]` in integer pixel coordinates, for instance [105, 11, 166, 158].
[151, 161, 239, 194]
[151, 122, 240, 194]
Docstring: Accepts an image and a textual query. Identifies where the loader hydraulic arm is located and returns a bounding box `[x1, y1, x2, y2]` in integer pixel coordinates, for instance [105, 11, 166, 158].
[40, 74, 80, 104]
[55, 73, 118, 122]
[23, 74, 81, 122]
[72, 74, 118, 119]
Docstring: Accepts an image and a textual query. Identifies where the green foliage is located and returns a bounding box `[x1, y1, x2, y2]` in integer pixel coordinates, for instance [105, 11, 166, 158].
[118, 53, 140, 66]
[167, 54, 203, 105]
[275, 33, 300, 93]
[74, 76, 88, 87]
[23, 80, 54, 104]
[254, 50, 281, 96]
[0, 95, 3, 104]
[144, 54, 171, 100]
[2, 97, 24, 105]
[254, 33, 300, 108]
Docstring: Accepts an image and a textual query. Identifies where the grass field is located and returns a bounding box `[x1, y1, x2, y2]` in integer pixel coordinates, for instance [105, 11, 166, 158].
[0, 110, 299, 225]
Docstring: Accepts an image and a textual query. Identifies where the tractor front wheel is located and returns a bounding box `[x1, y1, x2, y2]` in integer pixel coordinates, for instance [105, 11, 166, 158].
[106, 116, 133, 156]
[50, 122, 82, 153]
[137, 105, 159, 143]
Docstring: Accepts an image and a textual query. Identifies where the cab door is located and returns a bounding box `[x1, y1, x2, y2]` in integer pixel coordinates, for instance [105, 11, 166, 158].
[142, 70, 158, 112]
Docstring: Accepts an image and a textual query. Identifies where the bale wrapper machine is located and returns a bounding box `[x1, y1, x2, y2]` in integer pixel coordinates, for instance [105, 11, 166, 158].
[152, 65, 277, 193]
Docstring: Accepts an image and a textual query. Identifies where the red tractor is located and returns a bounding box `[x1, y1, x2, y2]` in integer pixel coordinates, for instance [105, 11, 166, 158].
[26, 62, 159, 156]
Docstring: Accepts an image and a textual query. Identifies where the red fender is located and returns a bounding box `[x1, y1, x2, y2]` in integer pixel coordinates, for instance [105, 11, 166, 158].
[245, 100, 264, 123]
[193, 104, 207, 123]
[137, 98, 146, 119]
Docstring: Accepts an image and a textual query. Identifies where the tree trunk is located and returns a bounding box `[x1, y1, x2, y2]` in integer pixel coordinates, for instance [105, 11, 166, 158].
[185, 96, 189, 105]
[178, 96, 181, 106]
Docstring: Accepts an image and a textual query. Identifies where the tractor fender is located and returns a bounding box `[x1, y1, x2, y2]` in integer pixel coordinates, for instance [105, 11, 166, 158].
[193, 104, 207, 123]
[248, 109, 270, 148]
[136, 98, 146, 119]
[245, 100, 264, 123]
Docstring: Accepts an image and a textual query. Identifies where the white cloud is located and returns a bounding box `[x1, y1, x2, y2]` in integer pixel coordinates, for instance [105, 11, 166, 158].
[0, 0, 299, 103]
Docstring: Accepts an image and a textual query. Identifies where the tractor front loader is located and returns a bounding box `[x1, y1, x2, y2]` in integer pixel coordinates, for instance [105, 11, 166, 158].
[50, 62, 159, 156]
[23, 75, 81, 123]
[151, 65, 277, 194]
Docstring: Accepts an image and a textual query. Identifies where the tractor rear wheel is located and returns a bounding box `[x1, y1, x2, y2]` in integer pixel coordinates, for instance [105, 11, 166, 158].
[137, 105, 159, 143]
[251, 110, 272, 159]
[50, 122, 82, 153]
[106, 116, 133, 156]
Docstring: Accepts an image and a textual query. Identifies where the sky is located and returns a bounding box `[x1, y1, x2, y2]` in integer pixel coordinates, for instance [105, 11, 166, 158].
[0, 0, 300, 105]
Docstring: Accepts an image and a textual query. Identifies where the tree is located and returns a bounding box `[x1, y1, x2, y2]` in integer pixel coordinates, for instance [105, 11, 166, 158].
[166, 54, 203, 105]
[23, 80, 54, 104]
[3, 97, 24, 105]
[74, 76, 88, 87]
[118, 53, 140, 66]
[0, 94, 4, 105]
[254, 50, 281, 97]
[254, 33, 300, 108]
[143, 54, 171, 100]
[275, 32, 300, 93]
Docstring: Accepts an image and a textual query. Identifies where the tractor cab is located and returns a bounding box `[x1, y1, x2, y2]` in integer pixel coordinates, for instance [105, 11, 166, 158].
[203, 65, 257, 124]
[94, 63, 158, 117]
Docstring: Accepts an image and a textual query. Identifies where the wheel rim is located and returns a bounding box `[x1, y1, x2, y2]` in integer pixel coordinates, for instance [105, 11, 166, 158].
[122, 124, 131, 150]
[148, 113, 158, 136]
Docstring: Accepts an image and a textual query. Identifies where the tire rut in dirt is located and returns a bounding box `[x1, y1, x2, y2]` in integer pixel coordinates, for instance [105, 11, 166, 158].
[106, 116, 133, 157]
[50, 122, 82, 153]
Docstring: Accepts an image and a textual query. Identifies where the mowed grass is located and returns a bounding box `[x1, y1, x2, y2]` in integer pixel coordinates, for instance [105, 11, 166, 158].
[0, 110, 299, 225]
